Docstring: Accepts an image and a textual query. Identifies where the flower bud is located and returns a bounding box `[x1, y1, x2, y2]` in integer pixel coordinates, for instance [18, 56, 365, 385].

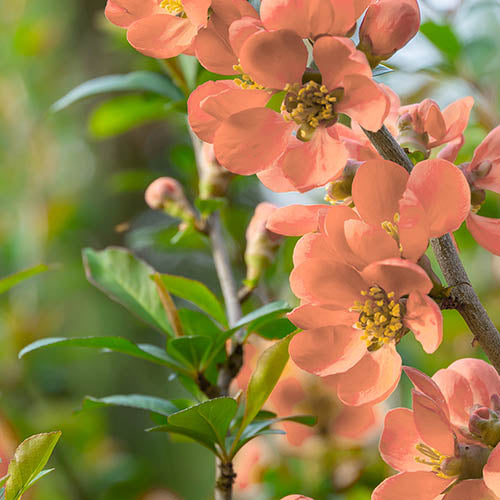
[145, 177, 197, 224]
[469, 405, 500, 447]
[244, 203, 283, 289]
[199, 143, 233, 200]
[396, 113, 429, 161]
[325, 161, 359, 204]
[359, 0, 420, 64]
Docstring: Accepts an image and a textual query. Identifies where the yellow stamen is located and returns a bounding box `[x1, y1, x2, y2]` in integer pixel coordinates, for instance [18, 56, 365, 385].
[160, 0, 184, 15]
[350, 286, 407, 351]
[232, 64, 265, 90]
[415, 443, 456, 480]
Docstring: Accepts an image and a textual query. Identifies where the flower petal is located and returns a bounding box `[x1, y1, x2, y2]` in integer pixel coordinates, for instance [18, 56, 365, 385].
[361, 258, 432, 299]
[445, 479, 495, 500]
[380, 408, 428, 472]
[213, 107, 294, 174]
[105, 0, 162, 28]
[290, 259, 366, 307]
[412, 390, 455, 455]
[293, 233, 337, 267]
[337, 346, 402, 406]
[290, 326, 365, 376]
[333, 402, 379, 441]
[183, 0, 211, 27]
[239, 29, 308, 89]
[470, 125, 500, 194]
[484, 445, 500, 497]
[266, 204, 329, 236]
[288, 304, 357, 330]
[351, 159, 409, 227]
[280, 127, 349, 192]
[337, 75, 390, 131]
[405, 159, 470, 237]
[256, 164, 297, 192]
[127, 14, 197, 59]
[404, 292, 443, 354]
[466, 213, 500, 256]
[372, 472, 452, 500]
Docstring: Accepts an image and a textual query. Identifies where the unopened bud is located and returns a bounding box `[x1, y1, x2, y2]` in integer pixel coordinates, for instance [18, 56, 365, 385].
[469, 405, 500, 447]
[244, 203, 283, 289]
[145, 177, 197, 224]
[199, 143, 233, 199]
[397, 114, 429, 161]
[359, 0, 420, 65]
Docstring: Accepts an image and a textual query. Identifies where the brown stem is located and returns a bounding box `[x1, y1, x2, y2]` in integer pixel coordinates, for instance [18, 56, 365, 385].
[364, 126, 500, 373]
[215, 460, 236, 500]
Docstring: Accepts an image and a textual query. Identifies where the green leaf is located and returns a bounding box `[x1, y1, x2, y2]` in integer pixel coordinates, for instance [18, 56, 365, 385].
[148, 398, 238, 457]
[373, 64, 393, 78]
[83, 247, 172, 335]
[19, 337, 187, 373]
[194, 198, 227, 217]
[167, 336, 214, 372]
[155, 274, 227, 327]
[52, 71, 183, 112]
[0, 477, 8, 489]
[252, 317, 297, 340]
[233, 301, 291, 330]
[5, 431, 61, 500]
[177, 309, 223, 338]
[0, 265, 51, 294]
[23, 470, 54, 491]
[81, 395, 192, 416]
[420, 22, 462, 62]
[88, 95, 175, 139]
[233, 334, 294, 453]
[266, 91, 285, 112]
[177, 55, 199, 91]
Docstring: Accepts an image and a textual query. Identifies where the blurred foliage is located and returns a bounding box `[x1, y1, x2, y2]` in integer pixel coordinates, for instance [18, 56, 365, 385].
[2, 0, 500, 499]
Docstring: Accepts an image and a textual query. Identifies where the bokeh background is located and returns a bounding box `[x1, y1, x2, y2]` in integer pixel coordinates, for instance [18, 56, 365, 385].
[1, 0, 500, 498]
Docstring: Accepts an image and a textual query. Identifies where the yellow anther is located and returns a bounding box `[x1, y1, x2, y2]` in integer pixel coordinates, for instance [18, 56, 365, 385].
[232, 63, 265, 90]
[160, 0, 184, 15]
[415, 443, 456, 480]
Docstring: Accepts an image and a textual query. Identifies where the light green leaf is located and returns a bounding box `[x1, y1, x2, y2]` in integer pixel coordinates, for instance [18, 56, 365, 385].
[252, 317, 297, 340]
[155, 274, 227, 327]
[177, 309, 222, 338]
[0, 265, 51, 294]
[81, 394, 191, 416]
[52, 71, 183, 112]
[420, 22, 462, 62]
[88, 95, 174, 139]
[177, 55, 199, 91]
[19, 337, 187, 373]
[233, 301, 291, 330]
[83, 247, 172, 335]
[233, 334, 295, 454]
[23, 470, 54, 491]
[0, 476, 8, 488]
[194, 198, 227, 217]
[5, 431, 61, 500]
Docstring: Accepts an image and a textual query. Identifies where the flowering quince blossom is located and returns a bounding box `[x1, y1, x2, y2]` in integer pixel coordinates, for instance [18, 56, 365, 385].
[281, 497, 314, 500]
[455, 126, 500, 255]
[189, 33, 390, 192]
[374, 359, 500, 500]
[268, 158, 470, 263]
[105, 0, 213, 59]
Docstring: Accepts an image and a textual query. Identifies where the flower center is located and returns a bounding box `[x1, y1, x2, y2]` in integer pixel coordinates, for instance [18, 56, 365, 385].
[160, 0, 184, 15]
[282, 81, 342, 142]
[351, 286, 406, 351]
[415, 443, 457, 479]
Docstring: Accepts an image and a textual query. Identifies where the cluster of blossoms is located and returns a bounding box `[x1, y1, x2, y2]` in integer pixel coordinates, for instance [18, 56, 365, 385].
[107, 0, 500, 497]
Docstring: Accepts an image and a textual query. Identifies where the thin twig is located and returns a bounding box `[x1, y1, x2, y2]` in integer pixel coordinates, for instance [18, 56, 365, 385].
[364, 126, 500, 372]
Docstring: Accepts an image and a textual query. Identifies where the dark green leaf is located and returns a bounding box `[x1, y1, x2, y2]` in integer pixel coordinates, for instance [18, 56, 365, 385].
[177, 309, 222, 338]
[194, 198, 227, 217]
[420, 22, 462, 62]
[5, 432, 61, 500]
[155, 274, 227, 327]
[167, 336, 214, 372]
[88, 95, 174, 139]
[83, 247, 173, 335]
[52, 71, 183, 112]
[252, 317, 297, 340]
[81, 395, 192, 417]
[0, 265, 51, 294]
[19, 337, 187, 373]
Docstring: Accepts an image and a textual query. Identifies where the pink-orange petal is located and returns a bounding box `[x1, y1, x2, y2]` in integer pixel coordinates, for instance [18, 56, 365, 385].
[466, 213, 500, 256]
[228, 16, 263, 56]
[412, 390, 455, 456]
[483, 445, 500, 497]
[432, 368, 473, 428]
[445, 479, 495, 500]
[337, 75, 390, 131]
[288, 304, 357, 330]
[280, 127, 349, 192]
[105, 0, 161, 28]
[403, 366, 448, 417]
[314, 36, 371, 90]
[430, 96, 474, 148]
[361, 258, 432, 299]
[404, 292, 443, 354]
[293, 233, 337, 267]
[447, 358, 500, 407]
[256, 163, 296, 192]
[332, 402, 378, 441]
[266, 204, 328, 236]
[183, 0, 211, 27]
[372, 472, 452, 500]
[127, 14, 197, 59]
[290, 259, 366, 307]
[337, 346, 402, 406]
[379, 408, 428, 472]
[351, 159, 409, 227]
[239, 29, 308, 89]
[213, 107, 294, 174]
[406, 159, 470, 237]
